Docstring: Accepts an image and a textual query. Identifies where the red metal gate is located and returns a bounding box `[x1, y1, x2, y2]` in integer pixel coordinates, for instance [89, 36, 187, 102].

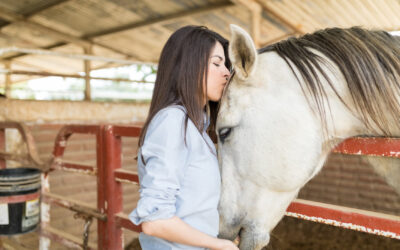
[43, 125, 143, 249]
[1, 123, 399, 249]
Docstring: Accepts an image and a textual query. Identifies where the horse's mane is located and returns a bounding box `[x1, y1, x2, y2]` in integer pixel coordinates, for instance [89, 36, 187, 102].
[259, 27, 400, 135]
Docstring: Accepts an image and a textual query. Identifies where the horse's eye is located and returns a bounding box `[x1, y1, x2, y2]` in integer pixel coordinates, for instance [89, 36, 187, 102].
[218, 127, 232, 143]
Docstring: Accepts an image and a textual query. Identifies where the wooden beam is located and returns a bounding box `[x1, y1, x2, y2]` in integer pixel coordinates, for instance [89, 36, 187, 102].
[0, 7, 144, 62]
[255, 0, 305, 35]
[0, 6, 90, 48]
[0, 1, 234, 65]
[0, 0, 70, 29]
[22, 0, 72, 17]
[84, 1, 234, 39]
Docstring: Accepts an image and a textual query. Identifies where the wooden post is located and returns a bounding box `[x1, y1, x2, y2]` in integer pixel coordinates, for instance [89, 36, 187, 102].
[250, 4, 261, 48]
[4, 61, 11, 98]
[232, 0, 261, 48]
[0, 128, 5, 169]
[84, 46, 92, 101]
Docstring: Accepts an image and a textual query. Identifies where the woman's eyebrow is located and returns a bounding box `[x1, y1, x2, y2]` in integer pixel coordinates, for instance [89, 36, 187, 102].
[211, 55, 224, 61]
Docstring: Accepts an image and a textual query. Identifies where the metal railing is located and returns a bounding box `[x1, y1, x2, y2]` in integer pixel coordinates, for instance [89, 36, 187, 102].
[1, 123, 399, 249]
[287, 137, 400, 239]
[42, 124, 142, 249]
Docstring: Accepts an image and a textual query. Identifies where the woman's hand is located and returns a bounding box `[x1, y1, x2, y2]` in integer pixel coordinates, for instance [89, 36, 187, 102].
[142, 217, 239, 249]
[211, 239, 239, 250]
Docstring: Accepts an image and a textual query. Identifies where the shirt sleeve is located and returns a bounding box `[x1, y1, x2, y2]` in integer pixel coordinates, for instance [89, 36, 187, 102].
[129, 107, 189, 225]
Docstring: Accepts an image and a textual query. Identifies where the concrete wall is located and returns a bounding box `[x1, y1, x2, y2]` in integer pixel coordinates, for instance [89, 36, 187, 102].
[0, 99, 150, 123]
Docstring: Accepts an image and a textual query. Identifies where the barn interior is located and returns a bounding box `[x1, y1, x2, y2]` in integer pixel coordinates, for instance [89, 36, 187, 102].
[0, 0, 399, 249]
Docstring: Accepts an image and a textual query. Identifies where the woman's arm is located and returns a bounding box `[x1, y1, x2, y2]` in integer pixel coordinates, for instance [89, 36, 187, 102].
[142, 216, 238, 250]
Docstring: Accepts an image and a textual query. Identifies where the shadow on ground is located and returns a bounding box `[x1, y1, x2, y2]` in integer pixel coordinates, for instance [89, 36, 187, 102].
[125, 217, 400, 250]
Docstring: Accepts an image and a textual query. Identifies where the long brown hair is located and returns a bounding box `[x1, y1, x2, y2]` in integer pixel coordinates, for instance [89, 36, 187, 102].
[259, 27, 400, 136]
[138, 25, 231, 148]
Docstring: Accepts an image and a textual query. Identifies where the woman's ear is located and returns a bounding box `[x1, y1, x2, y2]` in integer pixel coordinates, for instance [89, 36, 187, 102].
[229, 24, 258, 80]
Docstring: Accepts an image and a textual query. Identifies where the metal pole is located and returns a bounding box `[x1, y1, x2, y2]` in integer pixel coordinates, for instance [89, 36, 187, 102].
[100, 125, 123, 249]
[97, 125, 107, 249]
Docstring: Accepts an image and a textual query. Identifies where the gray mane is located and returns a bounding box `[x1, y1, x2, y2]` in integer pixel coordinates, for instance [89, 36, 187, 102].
[259, 27, 400, 135]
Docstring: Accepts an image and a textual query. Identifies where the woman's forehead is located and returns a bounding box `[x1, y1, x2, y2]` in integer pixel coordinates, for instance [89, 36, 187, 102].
[210, 42, 225, 60]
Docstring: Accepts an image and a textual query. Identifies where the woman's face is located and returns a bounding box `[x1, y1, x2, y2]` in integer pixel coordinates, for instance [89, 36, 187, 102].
[205, 42, 230, 103]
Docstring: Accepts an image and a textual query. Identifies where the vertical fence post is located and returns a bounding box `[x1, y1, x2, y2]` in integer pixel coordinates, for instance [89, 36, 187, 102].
[96, 125, 108, 249]
[99, 125, 123, 249]
[83, 46, 92, 101]
[39, 173, 51, 250]
[0, 128, 5, 169]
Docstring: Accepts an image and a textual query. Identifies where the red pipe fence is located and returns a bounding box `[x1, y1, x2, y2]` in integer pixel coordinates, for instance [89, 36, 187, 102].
[0, 123, 399, 249]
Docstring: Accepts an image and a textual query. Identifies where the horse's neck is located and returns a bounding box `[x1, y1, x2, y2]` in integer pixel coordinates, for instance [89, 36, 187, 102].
[263, 50, 400, 143]
[322, 69, 400, 140]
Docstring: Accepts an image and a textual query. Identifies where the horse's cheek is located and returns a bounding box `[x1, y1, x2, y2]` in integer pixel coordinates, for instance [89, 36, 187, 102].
[218, 180, 242, 239]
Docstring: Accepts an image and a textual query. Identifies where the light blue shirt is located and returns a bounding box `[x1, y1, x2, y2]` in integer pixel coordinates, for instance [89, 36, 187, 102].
[129, 105, 221, 250]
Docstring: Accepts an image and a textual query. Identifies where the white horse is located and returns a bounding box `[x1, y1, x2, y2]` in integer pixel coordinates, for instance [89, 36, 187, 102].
[217, 25, 400, 250]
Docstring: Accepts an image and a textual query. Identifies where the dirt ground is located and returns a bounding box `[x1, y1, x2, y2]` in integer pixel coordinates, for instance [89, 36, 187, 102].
[125, 217, 400, 250]
[265, 217, 400, 250]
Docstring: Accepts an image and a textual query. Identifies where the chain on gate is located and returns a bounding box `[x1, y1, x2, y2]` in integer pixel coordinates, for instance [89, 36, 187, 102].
[74, 212, 93, 250]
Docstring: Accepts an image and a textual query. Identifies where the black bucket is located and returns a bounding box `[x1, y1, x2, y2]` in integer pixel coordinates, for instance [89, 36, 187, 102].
[0, 168, 41, 235]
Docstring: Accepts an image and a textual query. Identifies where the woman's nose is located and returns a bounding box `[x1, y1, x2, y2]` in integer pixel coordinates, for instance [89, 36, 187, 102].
[223, 66, 230, 79]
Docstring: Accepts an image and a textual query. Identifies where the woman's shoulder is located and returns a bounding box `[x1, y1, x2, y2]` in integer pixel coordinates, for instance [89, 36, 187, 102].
[160, 104, 187, 116]
[154, 104, 187, 121]
[148, 105, 187, 130]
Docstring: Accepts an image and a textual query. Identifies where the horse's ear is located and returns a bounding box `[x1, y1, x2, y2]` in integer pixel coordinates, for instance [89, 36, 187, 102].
[229, 24, 257, 80]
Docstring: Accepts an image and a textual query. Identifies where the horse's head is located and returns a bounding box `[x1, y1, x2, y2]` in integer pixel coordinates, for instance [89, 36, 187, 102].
[217, 24, 400, 249]
[217, 25, 326, 249]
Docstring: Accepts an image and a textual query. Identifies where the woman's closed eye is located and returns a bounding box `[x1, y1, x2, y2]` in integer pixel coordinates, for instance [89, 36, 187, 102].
[213, 63, 220, 67]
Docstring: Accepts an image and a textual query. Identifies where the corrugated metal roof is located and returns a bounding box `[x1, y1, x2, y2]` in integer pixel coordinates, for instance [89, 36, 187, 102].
[0, 0, 399, 85]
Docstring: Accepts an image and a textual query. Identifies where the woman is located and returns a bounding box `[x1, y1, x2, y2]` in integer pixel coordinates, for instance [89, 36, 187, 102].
[129, 25, 238, 250]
